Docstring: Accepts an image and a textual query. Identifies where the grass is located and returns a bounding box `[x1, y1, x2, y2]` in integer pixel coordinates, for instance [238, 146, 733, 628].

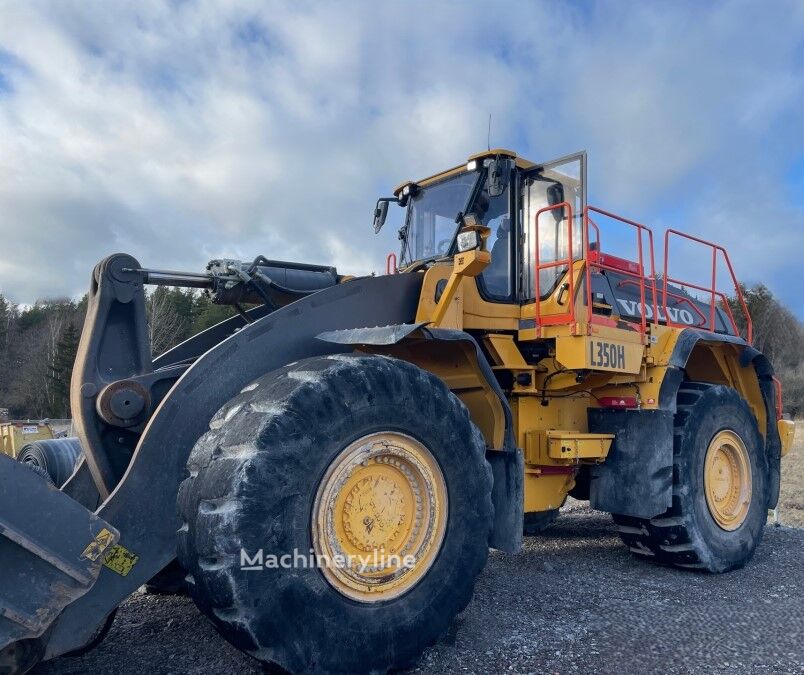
[777, 420, 803, 527]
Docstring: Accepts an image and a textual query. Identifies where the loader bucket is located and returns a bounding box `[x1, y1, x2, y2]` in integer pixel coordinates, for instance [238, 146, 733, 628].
[0, 454, 118, 673]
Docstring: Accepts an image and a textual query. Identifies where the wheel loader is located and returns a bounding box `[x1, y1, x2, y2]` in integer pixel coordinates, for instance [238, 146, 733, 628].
[0, 149, 796, 674]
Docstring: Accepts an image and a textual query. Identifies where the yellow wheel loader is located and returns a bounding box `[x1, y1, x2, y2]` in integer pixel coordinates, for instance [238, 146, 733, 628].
[0, 149, 795, 673]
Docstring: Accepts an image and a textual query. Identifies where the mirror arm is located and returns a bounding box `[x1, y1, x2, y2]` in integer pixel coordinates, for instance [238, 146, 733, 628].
[372, 197, 398, 234]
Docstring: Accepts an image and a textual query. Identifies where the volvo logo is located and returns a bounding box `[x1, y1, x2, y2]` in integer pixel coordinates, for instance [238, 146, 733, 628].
[616, 299, 698, 325]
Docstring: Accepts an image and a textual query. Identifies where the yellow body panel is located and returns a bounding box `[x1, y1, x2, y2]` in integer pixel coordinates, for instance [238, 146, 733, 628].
[524, 472, 575, 512]
[483, 334, 528, 369]
[414, 276, 775, 517]
[0, 421, 54, 458]
[362, 338, 506, 451]
[416, 265, 520, 331]
[394, 149, 779, 521]
[523, 429, 612, 463]
[429, 249, 490, 327]
[545, 431, 613, 461]
[779, 419, 795, 457]
[556, 334, 644, 374]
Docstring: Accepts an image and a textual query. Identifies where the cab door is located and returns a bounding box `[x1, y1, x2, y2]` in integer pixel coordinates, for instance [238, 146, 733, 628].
[520, 152, 587, 326]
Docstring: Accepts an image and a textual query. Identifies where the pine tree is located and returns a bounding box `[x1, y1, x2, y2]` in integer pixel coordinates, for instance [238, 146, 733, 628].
[192, 292, 237, 333]
[48, 323, 80, 418]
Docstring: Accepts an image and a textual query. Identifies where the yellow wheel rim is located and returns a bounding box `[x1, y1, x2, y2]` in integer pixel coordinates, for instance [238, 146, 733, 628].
[312, 432, 448, 602]
[704, 430, 752, 531]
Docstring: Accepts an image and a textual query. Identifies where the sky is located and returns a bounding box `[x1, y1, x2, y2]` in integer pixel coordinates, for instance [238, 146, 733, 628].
[0, 1, 803, 317]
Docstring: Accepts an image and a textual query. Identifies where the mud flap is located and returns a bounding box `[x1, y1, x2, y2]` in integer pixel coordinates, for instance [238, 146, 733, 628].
[486, 448, 524, 553]
[588, 409, 674, 519]
[0, 454, 118, 673]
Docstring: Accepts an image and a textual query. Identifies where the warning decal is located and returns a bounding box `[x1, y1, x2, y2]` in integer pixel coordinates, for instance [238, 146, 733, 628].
[80, 528, 116, 562]
[103, 544, 139, 576]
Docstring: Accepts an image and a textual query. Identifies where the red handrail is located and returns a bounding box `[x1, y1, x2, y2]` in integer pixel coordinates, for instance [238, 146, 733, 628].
[772, 376, 783, 420]
[386, 252, 397, 275]
[584, 206, 657, 336]
[533, 202, 576, 330]
[527, 203, 751, 343]
[663, 229, 752, 342]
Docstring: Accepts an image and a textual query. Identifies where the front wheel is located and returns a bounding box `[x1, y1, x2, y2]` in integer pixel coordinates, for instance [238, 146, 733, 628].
[177, 354, 493, 673]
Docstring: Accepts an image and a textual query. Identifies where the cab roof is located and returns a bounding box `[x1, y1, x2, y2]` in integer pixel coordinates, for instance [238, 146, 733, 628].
[393, 148, 537, 196]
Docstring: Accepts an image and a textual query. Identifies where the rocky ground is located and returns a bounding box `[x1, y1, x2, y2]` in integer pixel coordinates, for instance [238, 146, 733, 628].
[36, 501, 803, 675]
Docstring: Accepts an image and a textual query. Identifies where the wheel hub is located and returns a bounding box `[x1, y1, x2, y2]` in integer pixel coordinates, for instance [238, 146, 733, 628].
[704, 429, 751, 531]
[312, 432, 447, 602]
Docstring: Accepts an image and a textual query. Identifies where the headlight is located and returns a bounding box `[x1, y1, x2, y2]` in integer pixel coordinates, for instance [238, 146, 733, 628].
[456, 230, 480, 252]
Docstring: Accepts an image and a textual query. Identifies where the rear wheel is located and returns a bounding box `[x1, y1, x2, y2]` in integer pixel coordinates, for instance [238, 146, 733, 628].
[613, 383, 767, 572]
[177, 354, 493, 673]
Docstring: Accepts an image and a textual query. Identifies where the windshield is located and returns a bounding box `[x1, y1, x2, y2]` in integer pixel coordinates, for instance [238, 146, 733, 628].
[400, 172, 479, 266]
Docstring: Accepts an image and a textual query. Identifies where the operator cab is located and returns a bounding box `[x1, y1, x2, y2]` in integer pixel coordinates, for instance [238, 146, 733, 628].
[374, 148, 586, 308]
[373, 149, 739, 337]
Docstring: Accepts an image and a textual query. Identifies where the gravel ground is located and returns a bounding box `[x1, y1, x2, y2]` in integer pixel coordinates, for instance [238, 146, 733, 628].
[35, 503, 803, 675]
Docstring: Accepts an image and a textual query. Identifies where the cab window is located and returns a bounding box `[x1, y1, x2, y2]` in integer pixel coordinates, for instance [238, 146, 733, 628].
[473, 178, 512, 299]
[522, 157, 584, 300]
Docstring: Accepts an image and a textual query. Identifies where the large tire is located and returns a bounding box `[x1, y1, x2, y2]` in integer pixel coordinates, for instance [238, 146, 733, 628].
[613, 383, 768, 573]
[177, 354, 493, 673]
[17, 437, 83, 487]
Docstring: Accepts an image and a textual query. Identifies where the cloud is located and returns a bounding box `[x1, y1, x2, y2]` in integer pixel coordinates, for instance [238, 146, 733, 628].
[0, 0, 802, 317]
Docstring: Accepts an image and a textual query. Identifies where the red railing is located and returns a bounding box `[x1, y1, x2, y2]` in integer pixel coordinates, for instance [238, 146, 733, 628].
[533, 202, 576, 328]
[529, 205, 752, 342]
[772, 376, 783, 419]
[584, 206, 657, 336]
[386, 252, 397, 275]
[663, 230, 752, 342]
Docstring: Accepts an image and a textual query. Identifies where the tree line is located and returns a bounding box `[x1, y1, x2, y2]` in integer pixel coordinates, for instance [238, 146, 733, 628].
[0, 288, 235, 419]
[0, 283, 801, 420]
[728, 285, 804, 418]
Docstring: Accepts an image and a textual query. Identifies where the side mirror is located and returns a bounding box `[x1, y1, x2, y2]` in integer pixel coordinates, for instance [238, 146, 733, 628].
[373, 200, 389, 234]
[547, 182, 565, 205]
[546, 182, 565, 222]
[486, 158, 509, 198]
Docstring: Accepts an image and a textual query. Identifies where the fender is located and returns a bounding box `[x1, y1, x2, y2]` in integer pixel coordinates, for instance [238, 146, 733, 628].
[414, 328, 522, 554]
[47, 269, 424, 658]
[657, 328, 782, 508]
[318, 324, 523, 554]
[589, 328, 782, 519]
